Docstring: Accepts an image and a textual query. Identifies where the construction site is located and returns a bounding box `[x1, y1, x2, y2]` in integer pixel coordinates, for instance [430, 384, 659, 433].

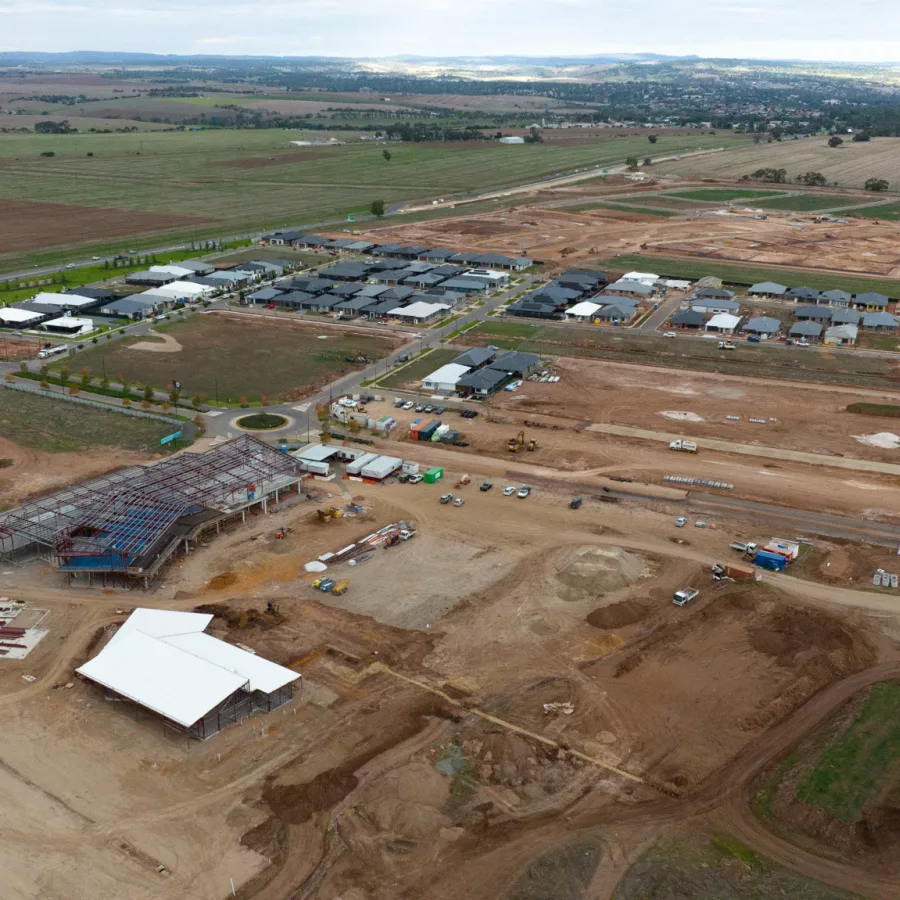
[4, 183, 900, 900]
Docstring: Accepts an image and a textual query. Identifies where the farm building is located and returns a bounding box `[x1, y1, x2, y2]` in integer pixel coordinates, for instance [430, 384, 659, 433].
[422, 363, 471, 393]
[824, 324, 858, 345]
[0, 435, 304, 588]
[77, 609, 299, 741]
[790, 320, 823, 341]
[748, 282, 787, 298]
[742, 316, 781, 338]
[705, 313, 741, 334]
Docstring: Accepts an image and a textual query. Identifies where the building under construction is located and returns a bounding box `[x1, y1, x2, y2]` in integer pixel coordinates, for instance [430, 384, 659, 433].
[0, 435, 305, 588]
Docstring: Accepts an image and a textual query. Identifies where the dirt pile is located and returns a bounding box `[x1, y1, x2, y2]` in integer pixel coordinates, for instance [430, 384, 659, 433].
[554, 546, 648, 600]
[586, 599, 649, 629]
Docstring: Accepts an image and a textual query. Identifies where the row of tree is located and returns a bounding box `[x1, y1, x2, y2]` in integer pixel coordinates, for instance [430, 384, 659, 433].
[743, 168, 890, 192]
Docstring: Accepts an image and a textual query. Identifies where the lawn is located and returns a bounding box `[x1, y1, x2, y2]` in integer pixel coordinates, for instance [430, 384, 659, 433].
[60, 314, 400, 404]
[668, 188, 782, 201]
[579, 202, 676, 217]
[604, 253, 900, 297]
[857, 201, 900, 220]
[0, 388, 172, 453]
[470, 320, 542, 338]
[797, 682, 900, 823]
[378, 348, 459, 390]
[0, 130, 749, 270]
[846, 402, 900, 417]
[754, 193, 863, 211]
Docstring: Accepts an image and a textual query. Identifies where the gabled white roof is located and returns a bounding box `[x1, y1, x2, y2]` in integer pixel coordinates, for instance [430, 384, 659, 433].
[77, 608, 299, 727]
[0, 307, 41, 323]
[151, 281, 210, 298]
[565, 300, 602, 317]
[622, 271, 659, 284]
[706, 313, 741, 329]
[43, 316, 93, 328]
[389, 301, 450, 319]
[423, 363, 470, 385]
[151, 265, 196, 277]
[30, 292, 97, 307]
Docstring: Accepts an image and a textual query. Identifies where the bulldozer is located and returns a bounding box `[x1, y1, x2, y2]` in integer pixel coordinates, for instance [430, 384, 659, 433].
[331, 580, 349, 596]
[527, 439, 538, 452]
[316, 507, 343, 522]
[508, 430, 525, 453]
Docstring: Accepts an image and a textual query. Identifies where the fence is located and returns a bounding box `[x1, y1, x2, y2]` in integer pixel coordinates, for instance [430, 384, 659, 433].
[2, 380, 187, 429]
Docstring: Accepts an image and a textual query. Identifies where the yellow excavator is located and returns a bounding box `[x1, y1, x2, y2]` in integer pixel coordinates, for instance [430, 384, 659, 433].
[316, 506, 343, 522]
[508, 430, 525, 453]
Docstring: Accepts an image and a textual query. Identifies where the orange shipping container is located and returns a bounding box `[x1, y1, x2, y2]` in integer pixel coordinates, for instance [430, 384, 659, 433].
[724, 562, 755, 581]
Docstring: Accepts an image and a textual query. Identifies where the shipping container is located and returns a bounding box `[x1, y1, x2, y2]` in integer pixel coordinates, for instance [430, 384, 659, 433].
[423, 467, 444, 484]
[402, 461, 420, 475]
[346, 452, 379, 475]
[754, 550, 787, 571]
[724, 562, 755, 581]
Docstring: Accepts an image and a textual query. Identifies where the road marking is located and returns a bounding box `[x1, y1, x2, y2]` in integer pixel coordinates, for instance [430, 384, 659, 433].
[292, 403, 311, 412]
[204, 410, 223, 417]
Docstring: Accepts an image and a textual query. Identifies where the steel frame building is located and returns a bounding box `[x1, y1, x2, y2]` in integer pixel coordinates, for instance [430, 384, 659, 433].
[0, 435, 304, 587]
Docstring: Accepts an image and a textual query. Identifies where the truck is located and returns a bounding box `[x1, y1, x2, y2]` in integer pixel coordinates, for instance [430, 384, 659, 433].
[673, 588, 699, 607]
[669, 440, 698, 453]
[754, 550, 787, 572]
[730, 541, 758, 555]
[717, 341, 736, 350]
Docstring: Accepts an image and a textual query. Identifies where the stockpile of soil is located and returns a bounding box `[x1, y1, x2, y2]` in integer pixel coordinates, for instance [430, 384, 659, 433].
[554, 546, 648, 600]
[586, 600, 649, 629]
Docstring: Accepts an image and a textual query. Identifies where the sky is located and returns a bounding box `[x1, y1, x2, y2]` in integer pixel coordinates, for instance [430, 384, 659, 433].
[4, 0, 900, 62]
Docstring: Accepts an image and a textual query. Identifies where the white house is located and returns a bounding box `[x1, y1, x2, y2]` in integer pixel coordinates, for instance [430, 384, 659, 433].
[565, 300, 603, 322]
[0, 307, 42, 327]
[622, 271, 659, 285]
[150, 265, 197, 278]
[705, 313, 741, 334]
[422, 363, 471, 393]
[41, 316, 95, 336]
[387, 301, 450, 323]
[152, 281, 213, 300]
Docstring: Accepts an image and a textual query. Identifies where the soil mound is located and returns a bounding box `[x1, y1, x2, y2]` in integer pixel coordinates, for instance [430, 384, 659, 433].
[555, 546, 647, 599]
[586, 599, 648, 629]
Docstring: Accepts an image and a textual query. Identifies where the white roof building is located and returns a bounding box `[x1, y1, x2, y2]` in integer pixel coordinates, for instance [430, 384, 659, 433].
[30, 292, 97, 308]
[565, 300, 602, 320]
[41, 316, 94, 334]
[622, 271, 659, 285]
[0, 307, 42, 324]
[422, 362, 471, 392]
[77, 609, 299, 738]
[150, 265, 197, 278]
[705, 313, 742, 333]
[387, 301, 450, 321]
[151, 281, 212, 299]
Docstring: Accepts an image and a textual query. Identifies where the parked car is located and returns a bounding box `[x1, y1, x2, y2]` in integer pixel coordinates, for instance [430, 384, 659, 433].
[424, 405, 434, 413]
[503, 486, 516, 496]
[435, 407, 446, 414]
[675, 517, 687, 527]
[403, 401, 415, 410]
[663, 332, 677, 338]
[65, 263, 75, 269]
[408, 474, 423, 484]
[453, 497, 465, 507]
[480, 482, 493, 492]
[416, 403, 426, 412]
[439, 493, 453, 504]
[796, 340, 810, 348]
[517, 485, 532, 499]
[694, 521, 708, 529]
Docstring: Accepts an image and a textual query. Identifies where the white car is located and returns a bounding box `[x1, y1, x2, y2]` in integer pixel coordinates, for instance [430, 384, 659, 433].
[675, 517, 687, 527]
[91, 256, 101, 261]
[403, 401, 414, 410]
[408, 474, 423, 484]
[503, 486, 516, 496]
[517, 486, 531, 499]
[663, 332, 677, 338]
[65, 263, 75, 269]
[453, 497, 465, 507]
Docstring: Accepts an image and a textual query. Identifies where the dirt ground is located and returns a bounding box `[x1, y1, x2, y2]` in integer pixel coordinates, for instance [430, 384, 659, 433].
[0, 198, 209, 254]
[3, 467, 900, 900]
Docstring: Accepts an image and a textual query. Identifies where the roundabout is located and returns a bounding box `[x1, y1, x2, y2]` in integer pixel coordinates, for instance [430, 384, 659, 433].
[233, 412, 292, 432]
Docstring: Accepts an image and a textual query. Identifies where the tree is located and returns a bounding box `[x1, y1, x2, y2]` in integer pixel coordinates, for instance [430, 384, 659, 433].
[625, 156, 639, 170]
[58, 365, 69, 386]
[382, 149, 391, 162]
[526, 126, 543, 144]
[643, 157, 652, 167]
[747, 167, 787, 184]
[828, 136, 844, 148]
[370, 199, 386, 218]
[648, 134, 658, 144]
[865, 177, 890, 192]
[852, 131, 871, 142]
[143, 384, 154, 402]
[797, 171, 827, 187]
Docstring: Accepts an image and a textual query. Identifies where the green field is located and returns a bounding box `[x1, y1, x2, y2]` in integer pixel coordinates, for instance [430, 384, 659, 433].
[604, 253, 900, 296]
[857, 201, 900, 220]
[797, 682, 900, 823]
[754, 193, 863, 211]
[615, 833, 860, 900]
[0, 387, 173, 453]
[61, 314, 400, 404]
[378, 348, 459, 389]
[668, 188, 782, 201]
[473, 320, 542, 338]
[0, 130, 749, 270]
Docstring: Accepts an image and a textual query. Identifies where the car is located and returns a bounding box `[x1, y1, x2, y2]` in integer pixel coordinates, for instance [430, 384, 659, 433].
[517, 486, 531, 499]
[398, 473, 411, 484]
[424, 405, 434, 413]
[439, 493, 453, 504]
[415, 404, 426, 412]
[91, 256, 100, 261]
[403, 401, 414, 410]
[65, 263, 75, 269]
[435, 407, 446, 414]
[12, 330, 22, 336]
[663, 331, 677, 338]
[675, 517, 687, 527]
[694, 521, 708, 529]
[397, 353, 410, 363]
[503, 486, 516, 496]
[453, 497, 465, 506]
[796, 339, 810, 348]
[408, 474, 423, 484]
[480, 482, 493, 492]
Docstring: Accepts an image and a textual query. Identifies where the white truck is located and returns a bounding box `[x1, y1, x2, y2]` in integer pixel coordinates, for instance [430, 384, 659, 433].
[717, 341, 736, 350]
[669, 439, 698, 453]
[673, 588, 699, 607]
[730, 541, 758, 555]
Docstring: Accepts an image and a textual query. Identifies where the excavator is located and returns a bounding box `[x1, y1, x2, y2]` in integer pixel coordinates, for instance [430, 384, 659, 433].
[508, 430, 525, 453]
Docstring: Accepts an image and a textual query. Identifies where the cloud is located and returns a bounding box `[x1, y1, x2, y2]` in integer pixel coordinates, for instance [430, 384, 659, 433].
[1, 0, 900, 60]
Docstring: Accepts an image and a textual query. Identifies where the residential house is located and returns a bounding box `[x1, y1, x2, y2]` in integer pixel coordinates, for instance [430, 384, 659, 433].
[594, 303, 636, 323]
[422, 363, 471, 393]
[430, 264, 465, 279]
[564, 300, 603, 322]
[371, 243, 401, 257]
[66, 286, 115, 303]
[125, 270, 177, 287]
[705, 313, 742, 334]
[694, 287, 735, 300]
[378, 286, 415, 304]
[451, 347, 495, 369]
[422, 289, 467, 306]
[472, 253, 531, 271]
[742, 316, 781, 338]
[387, 300, 450, 323]
[557, 269, 607, 291]
[824, 324, 858, 345]
[531, 284, 581, 305]
[240, 261, 285, 278]
[464, 269, 509, 289]
[364, 297, 407, 319]
[448, 251, 480, 265]
[621, 271, 659, 286]
[830, 308, 861, 325]
[367, 258, 407, 271]
[854, 292, 890, 311]
[328, 282, 364, 298]
[402, 272, 446, 289]
[393, 245, 429, 260]
[457, 367, 510, 398]
[345, 240, 375, 253]
[793, 305, 832, 322]
[690, 297, 740, 315]
[785, 286, 821, 304]
[247, 287, 284, 305]
[334, 295, 375, 318]
[748, 282, 787, 298]
[419, 249, 454, 263]
[861, 311, 899, 331]
[669, 309, 706, 329]
[790, 320, 823, 341]
[318, 262, 370, 281]
[292, 235, 329, 250]
[172, 260, 217, 276]
[438, 277, 489, 294]
[357, 284, 388, 299]
[99, 296, 161, 319]
[819, 289, 852, 308]
[289, 277, 337, 295]
[260, 229, 304, 245]
[506, 300, 560, 319]
[606, 279, 654, 297]
[276, 290, 315, 310]
[300, 294, 343, 313]
[488, 351, 542, 378]
[323, 238, 355, 252]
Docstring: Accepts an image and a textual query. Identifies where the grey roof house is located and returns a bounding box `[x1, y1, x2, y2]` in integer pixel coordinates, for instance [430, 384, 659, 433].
[790, 320, 823, 339]
[793, 305, 832, 322]
[742, 316, 781, 336]
[819, 289, 852, 308]
[488, 351, 542, 377]
[457, 367, 510, 397]
[670, 309, 705, 329]
[748, 282, 787, 297]
[452, 347, 495, 369]
[854, 292, 889, 310]
[861, 311, 899, 331]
